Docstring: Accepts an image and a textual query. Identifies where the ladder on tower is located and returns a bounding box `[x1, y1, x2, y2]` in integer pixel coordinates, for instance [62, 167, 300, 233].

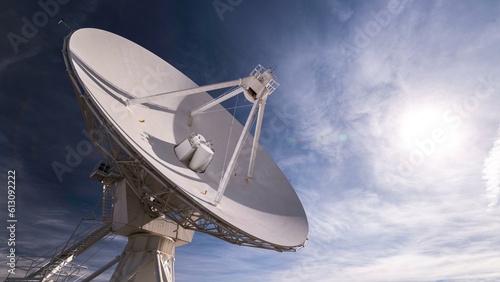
[102, 184, 114, 224]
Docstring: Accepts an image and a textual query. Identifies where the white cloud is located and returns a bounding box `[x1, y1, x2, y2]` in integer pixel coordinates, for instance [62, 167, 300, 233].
[483, 125, 500, 208]
[4, 1, 500, 281]
[260, 1, 500, 281]
[265, 184, 500, 281]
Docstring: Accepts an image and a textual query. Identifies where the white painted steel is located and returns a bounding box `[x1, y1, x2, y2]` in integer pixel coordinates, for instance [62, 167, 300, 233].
[67, 28, 308, 248]
[190, 86, 244, 118]
[247, 96, 267, 179]
[188, 143, 213, 171]
[173, 138, 196, 162]
[126, 78, 245, 106]
[214, 99, 260, 205]
[111, 234, 175, 282]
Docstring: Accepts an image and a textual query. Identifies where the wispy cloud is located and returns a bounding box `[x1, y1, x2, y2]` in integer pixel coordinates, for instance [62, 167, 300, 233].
[256, 1, 500, 281]
[264, 185, 500, 281]
[483, 125, 500, 209]
[3, 1, 500, 281]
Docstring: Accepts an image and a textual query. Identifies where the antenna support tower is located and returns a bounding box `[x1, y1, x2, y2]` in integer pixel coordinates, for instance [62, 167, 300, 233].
[2, 28, 308, 282]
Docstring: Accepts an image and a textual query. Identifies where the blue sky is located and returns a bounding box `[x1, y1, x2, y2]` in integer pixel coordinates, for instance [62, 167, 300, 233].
[1, 0, 500, 281]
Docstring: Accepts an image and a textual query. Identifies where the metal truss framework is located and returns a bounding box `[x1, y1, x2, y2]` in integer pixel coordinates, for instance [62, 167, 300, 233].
[62, 33, 304, 253]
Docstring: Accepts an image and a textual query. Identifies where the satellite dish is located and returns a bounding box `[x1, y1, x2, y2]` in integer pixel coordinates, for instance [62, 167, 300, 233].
[61, 28, 308, 280]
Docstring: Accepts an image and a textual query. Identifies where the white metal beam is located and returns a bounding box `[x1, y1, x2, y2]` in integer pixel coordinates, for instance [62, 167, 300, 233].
[190, 86, 244, 118]
[214, 99, 260, 205]
[247, 96, 267, 179]
[126, 77, 251, 106]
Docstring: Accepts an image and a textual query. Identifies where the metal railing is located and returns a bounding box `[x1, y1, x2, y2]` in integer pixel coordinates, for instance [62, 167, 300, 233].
[5, 185, 115, 282]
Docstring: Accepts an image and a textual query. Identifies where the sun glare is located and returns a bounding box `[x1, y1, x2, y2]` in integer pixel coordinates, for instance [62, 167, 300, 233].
[399, 107, 442, 144]
[395, 103, 467, 167]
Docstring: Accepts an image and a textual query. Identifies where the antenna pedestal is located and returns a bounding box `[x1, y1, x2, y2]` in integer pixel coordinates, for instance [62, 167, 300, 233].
[109, 179, 194, 282]
[112, 180, 193, 245]
[111, 234, 176, 282]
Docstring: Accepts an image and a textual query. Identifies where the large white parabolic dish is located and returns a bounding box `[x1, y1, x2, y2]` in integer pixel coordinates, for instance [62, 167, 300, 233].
[66, 28, 308, 249]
